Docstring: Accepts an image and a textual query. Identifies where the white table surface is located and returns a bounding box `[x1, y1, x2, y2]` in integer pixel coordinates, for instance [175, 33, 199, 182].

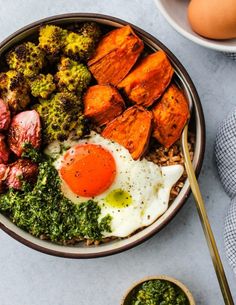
[0, 1, 235, 304]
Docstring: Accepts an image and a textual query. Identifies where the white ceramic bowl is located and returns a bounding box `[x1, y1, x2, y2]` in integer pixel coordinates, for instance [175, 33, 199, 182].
[154, 0, 236, 56]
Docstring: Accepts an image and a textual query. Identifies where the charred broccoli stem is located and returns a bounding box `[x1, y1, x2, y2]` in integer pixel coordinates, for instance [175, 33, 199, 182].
[38, 25, 67, 57]
[0, 70, 30, 112]
[55, 57, 91, 94]
[30, 74, 56, 99]
[63, 22, 101, 60]
[34, 91, 84, 143]
[6, 42, 45, 78]
[78, 22, 101, 41]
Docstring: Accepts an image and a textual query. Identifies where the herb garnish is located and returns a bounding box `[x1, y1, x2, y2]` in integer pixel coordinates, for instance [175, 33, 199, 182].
[0, 149, 112, 243]
[131, 280, 189, 305]
[21, 142, 41, 163]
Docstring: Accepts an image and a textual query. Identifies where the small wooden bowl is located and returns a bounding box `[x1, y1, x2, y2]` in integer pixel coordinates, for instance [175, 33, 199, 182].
[121, 275, 195, 305]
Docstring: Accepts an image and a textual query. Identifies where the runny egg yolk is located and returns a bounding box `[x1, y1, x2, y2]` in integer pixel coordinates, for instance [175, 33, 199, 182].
[60, 144, 116, 197]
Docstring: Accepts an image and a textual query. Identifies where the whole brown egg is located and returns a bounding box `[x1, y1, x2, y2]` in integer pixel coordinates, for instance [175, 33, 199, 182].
[188, 0, 236, 39]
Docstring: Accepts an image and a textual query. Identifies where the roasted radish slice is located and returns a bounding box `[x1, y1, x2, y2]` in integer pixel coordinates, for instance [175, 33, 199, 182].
[0, 98, 11, 130]
[6, 159, 38, 190]
[0, 163, 9, 193]
[0, 134, 10, 164]
[8, 110, 41, 157]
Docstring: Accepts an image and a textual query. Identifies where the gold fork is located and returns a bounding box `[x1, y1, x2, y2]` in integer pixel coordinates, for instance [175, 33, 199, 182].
[181, 124, 234, 305]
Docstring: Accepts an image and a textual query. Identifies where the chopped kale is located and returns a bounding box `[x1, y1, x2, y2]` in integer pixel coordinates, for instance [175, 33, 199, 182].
[21, 142, 42, 163]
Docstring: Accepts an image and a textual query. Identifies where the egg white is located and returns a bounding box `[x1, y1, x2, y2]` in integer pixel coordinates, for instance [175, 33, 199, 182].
[46, 132, 184, 238]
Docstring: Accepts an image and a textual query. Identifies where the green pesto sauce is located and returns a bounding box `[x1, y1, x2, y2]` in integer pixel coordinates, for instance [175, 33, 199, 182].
[105, 188, 132, 208]
[21, 142, 42, 162]
[131, 280, 189, 305]
[0, 149, 112, 243]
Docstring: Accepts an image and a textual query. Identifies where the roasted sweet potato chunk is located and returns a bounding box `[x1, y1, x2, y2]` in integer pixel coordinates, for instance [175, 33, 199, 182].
[118, 51, 174, 107]
[152, 84, 189, 148]
[102, 106, 152, 160]
[83, 85, 125, 126]
[88, 25, 144, 86]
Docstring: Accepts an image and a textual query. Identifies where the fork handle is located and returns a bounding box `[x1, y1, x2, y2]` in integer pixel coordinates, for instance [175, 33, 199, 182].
[182, 124, 234, 305]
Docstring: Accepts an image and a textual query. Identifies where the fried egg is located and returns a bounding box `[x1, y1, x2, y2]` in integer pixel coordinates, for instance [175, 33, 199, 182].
[47, 132, 184, 238]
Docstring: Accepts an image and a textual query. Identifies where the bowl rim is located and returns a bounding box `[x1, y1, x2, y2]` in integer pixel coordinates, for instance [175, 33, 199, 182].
[121, 275, 196, 305]
[0, 13, 205, 258]
[154, 0, 236, 53]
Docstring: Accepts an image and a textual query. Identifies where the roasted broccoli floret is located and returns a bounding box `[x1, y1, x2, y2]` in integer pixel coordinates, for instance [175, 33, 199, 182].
[0, 70, 30, 112]
[64, 33, 94, 61]
[30, 74, 56, 99]
[63, 22, 101, 60]
[34, 91, 84, 143]
[38, 25, 67, 56]
[55, 57, 91, 94]
[78, 22, 101, 41]
[6, 42, 45, 78]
